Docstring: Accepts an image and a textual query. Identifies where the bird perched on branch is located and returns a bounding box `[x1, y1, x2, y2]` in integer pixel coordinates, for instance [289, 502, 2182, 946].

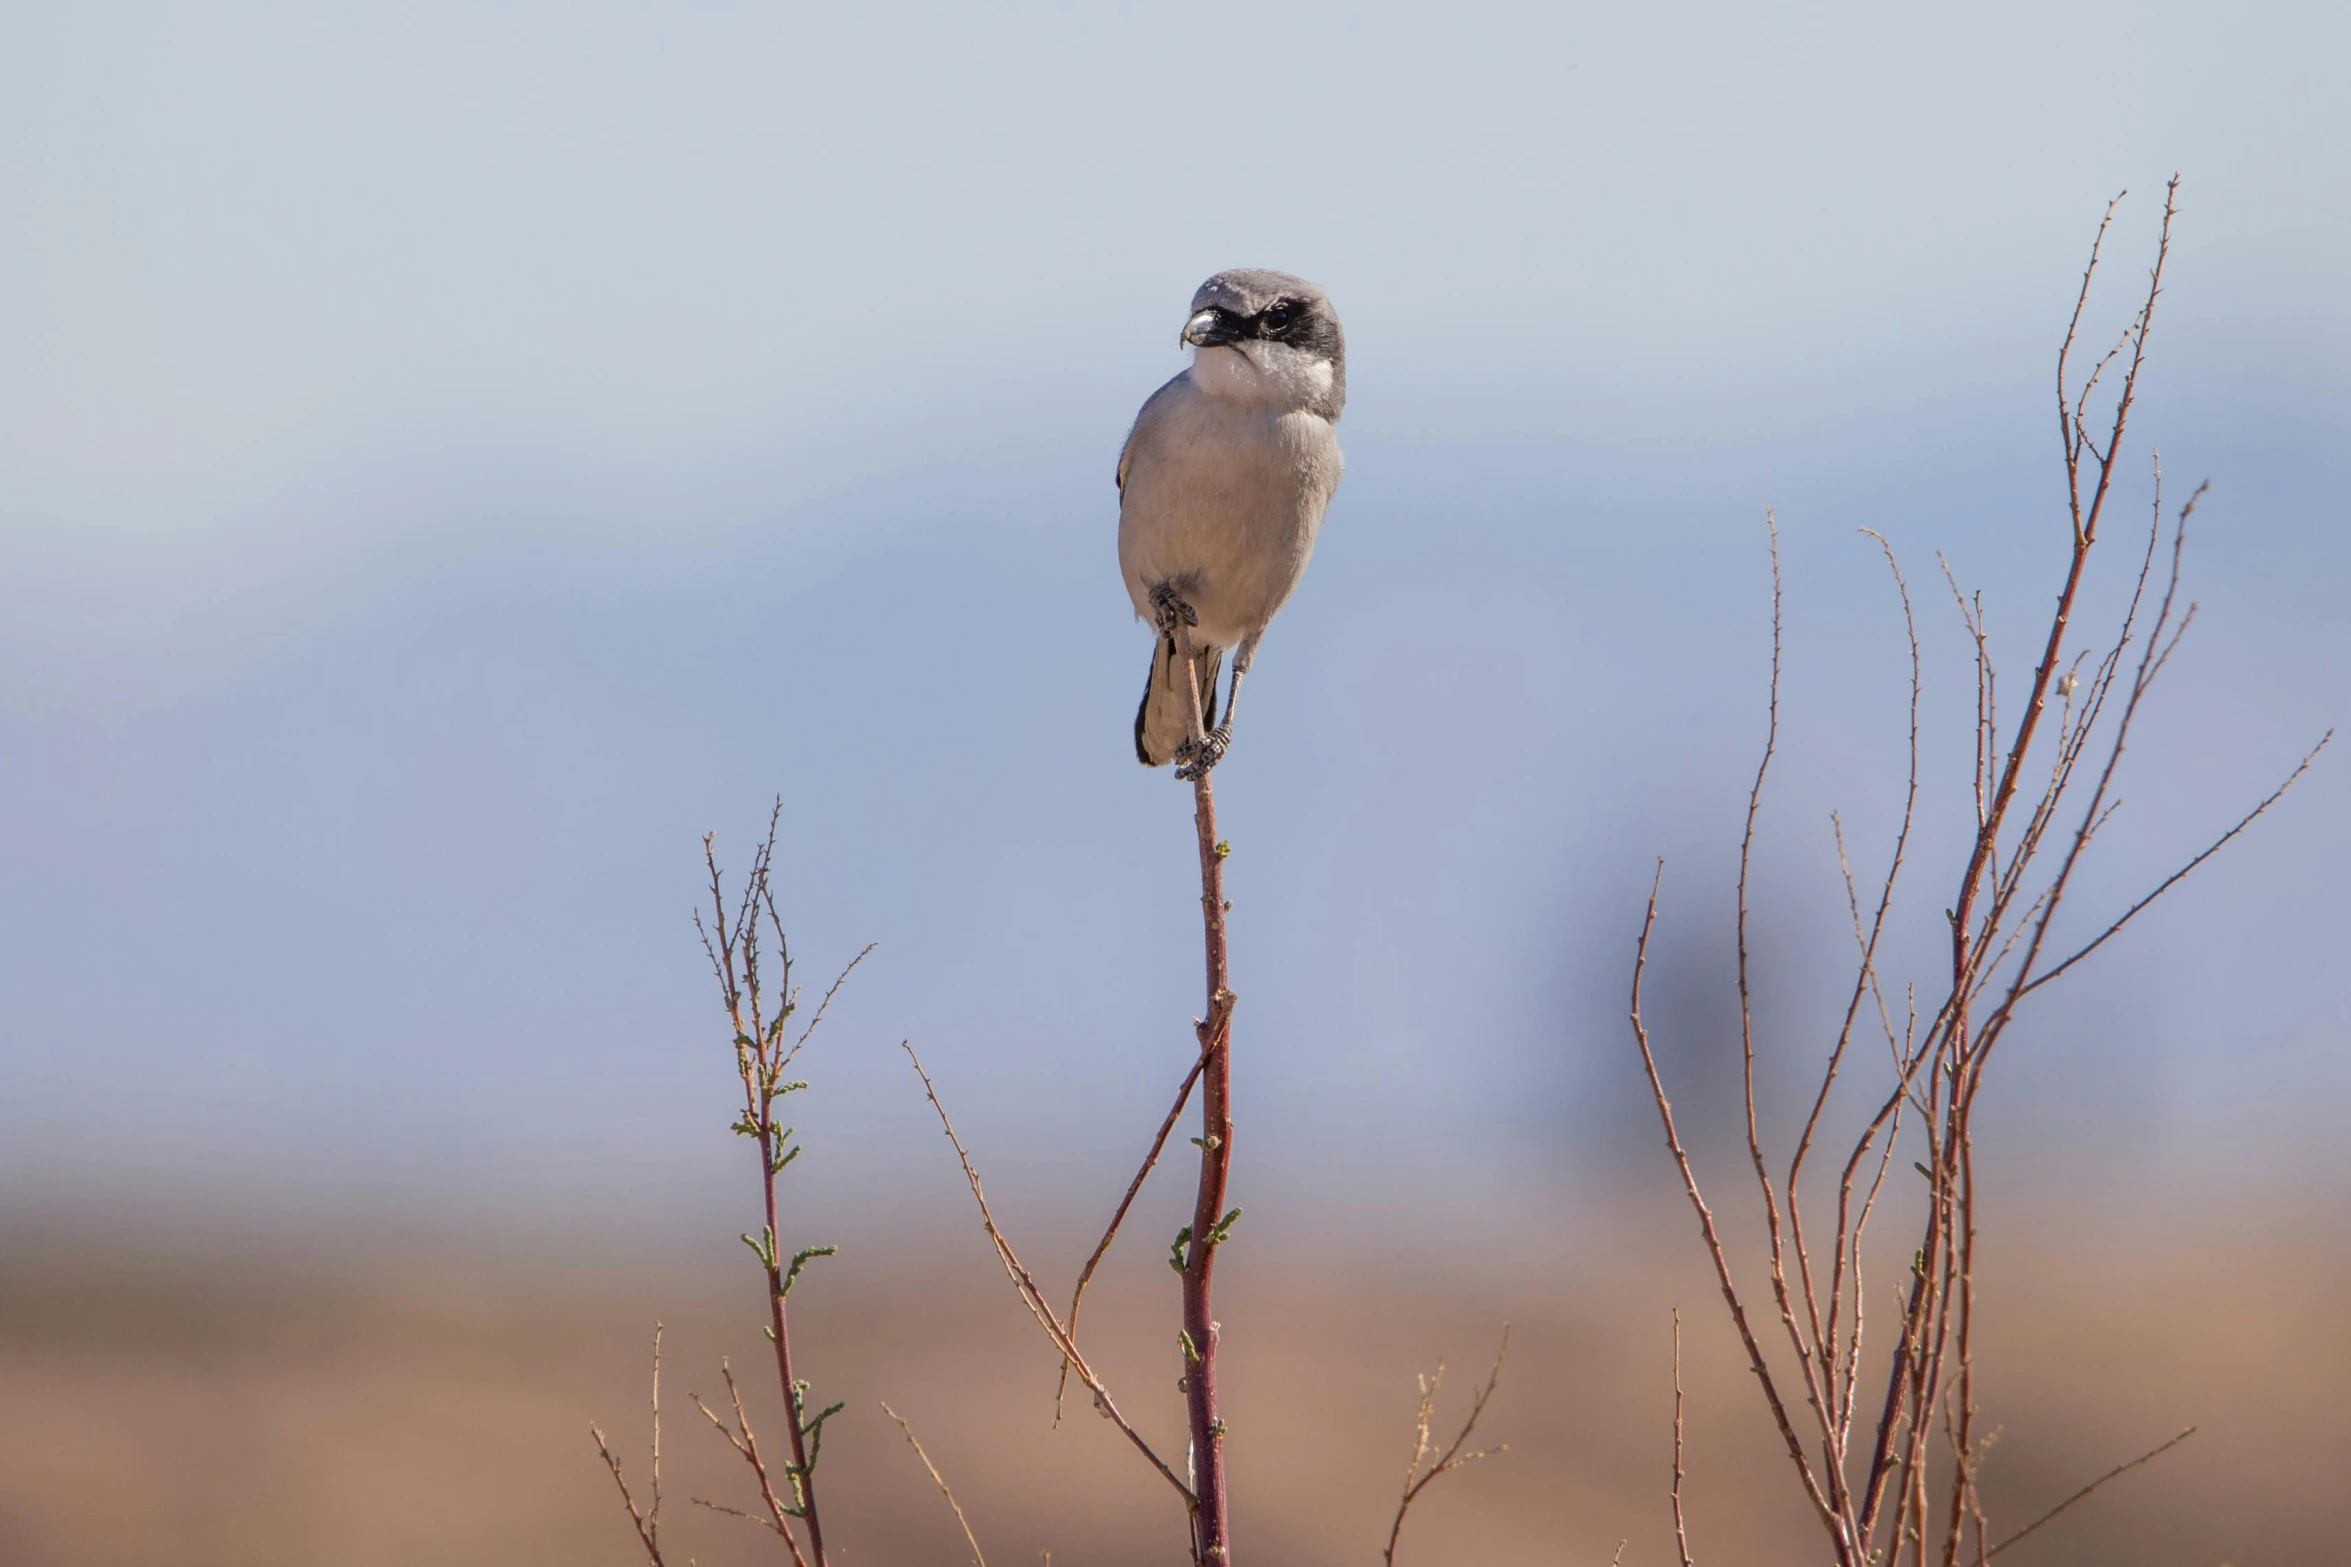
[1117, 269, 1346, 778]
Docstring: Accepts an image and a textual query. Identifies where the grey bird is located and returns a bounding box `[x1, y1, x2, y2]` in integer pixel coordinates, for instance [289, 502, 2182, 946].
[1117, 269, 1346, 777]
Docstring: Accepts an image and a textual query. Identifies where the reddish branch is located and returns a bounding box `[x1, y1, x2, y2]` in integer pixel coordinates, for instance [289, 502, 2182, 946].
[1174, 615, 1239, 1564]
[903, 601, 1242, 1563]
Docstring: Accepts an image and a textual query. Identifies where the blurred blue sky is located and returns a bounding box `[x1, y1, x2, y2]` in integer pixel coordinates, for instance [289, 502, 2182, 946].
[3, 2, 2345, 1230]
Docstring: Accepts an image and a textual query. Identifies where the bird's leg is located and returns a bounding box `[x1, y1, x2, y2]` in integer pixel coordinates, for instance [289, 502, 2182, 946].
[1175, 637, 1252, 782]
[1152, 584, 1222, 776]
[1150, 582, 1198, 635]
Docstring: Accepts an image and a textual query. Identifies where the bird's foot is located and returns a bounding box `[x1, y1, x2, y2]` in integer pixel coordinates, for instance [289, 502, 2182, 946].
[1150, 583, 1199, 635]
[1174, 727, 1231, 781]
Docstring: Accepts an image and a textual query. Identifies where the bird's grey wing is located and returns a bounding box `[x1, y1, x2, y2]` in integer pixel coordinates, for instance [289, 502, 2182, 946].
[1116, 373, 1190, 495]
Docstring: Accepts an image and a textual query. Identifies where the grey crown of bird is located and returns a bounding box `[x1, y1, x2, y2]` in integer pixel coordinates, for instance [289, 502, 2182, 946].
[1117, 268, 1346, 778]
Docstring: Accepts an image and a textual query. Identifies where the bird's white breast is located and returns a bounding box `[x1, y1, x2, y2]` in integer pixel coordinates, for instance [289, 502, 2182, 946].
[1115, 366, 1343, 647]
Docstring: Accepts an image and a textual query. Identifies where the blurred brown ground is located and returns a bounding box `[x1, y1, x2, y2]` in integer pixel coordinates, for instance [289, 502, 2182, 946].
[2, 1200, 2343, 1566]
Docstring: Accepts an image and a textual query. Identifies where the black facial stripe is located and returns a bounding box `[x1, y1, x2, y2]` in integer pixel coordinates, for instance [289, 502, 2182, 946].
[1247, 302, 1341, 361]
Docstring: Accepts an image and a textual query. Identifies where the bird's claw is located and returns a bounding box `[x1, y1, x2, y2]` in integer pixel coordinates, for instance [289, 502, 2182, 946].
[1174, 727, 1230, 781]
[1150, 584, 1199, 635]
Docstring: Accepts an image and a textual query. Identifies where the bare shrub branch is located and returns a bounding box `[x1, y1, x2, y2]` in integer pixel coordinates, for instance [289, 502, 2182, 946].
[591, 1322, 670, 1567]
[1625, 179, 2318, 1567]
[1629, 865, 1842, 1538]
[1985, 1426, 2198, 1559]
[686, 811, 868, 1567]
[693, 1359, 813, 1565]
[1381, 1324, 1511, 1566]
[601, 813, 869, 1567]
[900, 1040, 1195, 1509]
[1671, 1309, 1694, 1567]
[882, 1400, 988, 1567]
[1054, 1041, 1211, 1423]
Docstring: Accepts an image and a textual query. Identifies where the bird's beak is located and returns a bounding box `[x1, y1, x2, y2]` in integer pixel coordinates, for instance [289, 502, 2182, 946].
[1182, 308, 1240, 349]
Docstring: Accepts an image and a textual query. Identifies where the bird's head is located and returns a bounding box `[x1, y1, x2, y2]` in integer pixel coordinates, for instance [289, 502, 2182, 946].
[1180, 269, 1345, 419]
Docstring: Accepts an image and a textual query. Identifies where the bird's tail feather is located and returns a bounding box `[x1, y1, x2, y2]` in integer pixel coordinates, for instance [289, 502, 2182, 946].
[1134, 635, 1222, 767]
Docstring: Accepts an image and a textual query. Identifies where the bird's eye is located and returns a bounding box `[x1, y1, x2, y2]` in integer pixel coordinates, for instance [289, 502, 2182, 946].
[1262, 303, 1297, 333]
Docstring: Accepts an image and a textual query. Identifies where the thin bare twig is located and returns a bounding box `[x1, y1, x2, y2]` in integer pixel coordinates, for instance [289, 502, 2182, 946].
[1812, 528, 1923, 1455]
[596, 1432, 658, 1558]
[882, 1400, 988, 1567]
[591, 1322, 670, 1567]
[2010, 732, 2329, 1002]
[784, 942, 876, 1070]
[692, 1360, 811, 1566]
[1672, 1309, 1694, 1567]
[1985, 1427, 2198, 1559]
[1381, 1325, 1511, 1566]
[900, 1040, 1195, 1508]
[696, 1496, 787, 1533]
[1629, 866, 1841, 1535]
[1054, 1037, 1214, 1422]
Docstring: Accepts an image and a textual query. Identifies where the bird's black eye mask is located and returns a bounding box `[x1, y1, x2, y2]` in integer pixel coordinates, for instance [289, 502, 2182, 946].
[1248, 299, 1340, 358]
[1187, 295, 1340, 361]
